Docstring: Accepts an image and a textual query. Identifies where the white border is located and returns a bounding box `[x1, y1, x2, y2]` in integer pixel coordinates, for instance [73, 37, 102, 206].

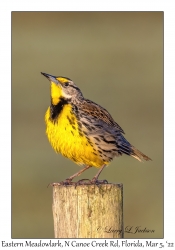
[1, 0, 174, 246]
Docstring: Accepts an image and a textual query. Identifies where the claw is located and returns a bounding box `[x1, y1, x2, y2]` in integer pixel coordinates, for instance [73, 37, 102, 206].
[59, 179, 75, 186]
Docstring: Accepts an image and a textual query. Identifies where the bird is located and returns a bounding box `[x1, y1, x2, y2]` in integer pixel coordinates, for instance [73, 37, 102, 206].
[41, 72, 151, 185]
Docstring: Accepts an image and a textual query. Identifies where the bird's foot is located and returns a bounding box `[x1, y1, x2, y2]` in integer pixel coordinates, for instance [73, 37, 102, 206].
[74, 179, 92, 186]
[90, 178, 108, 185]
[47, 179, 75, 187]
[47, 178, 108, 187]
[74, 178, 109, 186]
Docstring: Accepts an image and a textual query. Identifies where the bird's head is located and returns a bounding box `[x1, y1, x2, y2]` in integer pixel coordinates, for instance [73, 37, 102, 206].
[41, 72, 83, 105]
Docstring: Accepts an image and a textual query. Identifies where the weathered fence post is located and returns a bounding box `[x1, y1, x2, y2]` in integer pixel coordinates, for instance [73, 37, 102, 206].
[52, 183, 123, 238]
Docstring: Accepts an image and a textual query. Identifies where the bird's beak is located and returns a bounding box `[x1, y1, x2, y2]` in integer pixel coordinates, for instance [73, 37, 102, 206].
[41, 72, 59, 85]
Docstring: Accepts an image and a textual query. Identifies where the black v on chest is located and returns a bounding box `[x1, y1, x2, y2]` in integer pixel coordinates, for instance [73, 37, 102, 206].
[50, 98, 68, 120]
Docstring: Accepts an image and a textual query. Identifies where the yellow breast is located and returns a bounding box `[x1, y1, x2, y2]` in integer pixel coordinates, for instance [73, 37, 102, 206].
[45, 105, 106, 167]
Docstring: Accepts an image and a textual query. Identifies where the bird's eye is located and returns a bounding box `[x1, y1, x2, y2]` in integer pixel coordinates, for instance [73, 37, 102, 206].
[64, 82, 69, 87]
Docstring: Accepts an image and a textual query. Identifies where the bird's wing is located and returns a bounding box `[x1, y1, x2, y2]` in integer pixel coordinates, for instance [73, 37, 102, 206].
[80, 99, 125, 134]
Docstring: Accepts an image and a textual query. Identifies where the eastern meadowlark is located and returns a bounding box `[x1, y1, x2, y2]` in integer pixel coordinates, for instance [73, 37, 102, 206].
[41, 72, 151, 184]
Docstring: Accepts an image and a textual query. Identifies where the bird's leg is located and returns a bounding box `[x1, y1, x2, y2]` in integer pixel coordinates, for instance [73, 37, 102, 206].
[49, 166, 92, 187]
[56, 165, 91, 185]
[91, 164, 108, 184]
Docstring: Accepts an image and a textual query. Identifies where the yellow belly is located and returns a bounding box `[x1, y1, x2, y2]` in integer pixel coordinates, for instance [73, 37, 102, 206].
[45, 105, 106, 167]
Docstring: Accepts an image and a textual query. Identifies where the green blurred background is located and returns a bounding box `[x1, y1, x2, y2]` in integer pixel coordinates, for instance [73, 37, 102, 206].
[12, 12, 163, 239]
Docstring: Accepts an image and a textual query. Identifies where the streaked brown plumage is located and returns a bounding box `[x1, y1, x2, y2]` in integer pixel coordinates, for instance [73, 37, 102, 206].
[42, 72, 152, 184]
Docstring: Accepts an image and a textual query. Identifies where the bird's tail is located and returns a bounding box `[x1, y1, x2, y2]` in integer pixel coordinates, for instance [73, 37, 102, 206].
[131, 146, 152, 162]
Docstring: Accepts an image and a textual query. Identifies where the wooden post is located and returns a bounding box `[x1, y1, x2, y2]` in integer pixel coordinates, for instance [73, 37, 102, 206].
[52, 183, 123, 238]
